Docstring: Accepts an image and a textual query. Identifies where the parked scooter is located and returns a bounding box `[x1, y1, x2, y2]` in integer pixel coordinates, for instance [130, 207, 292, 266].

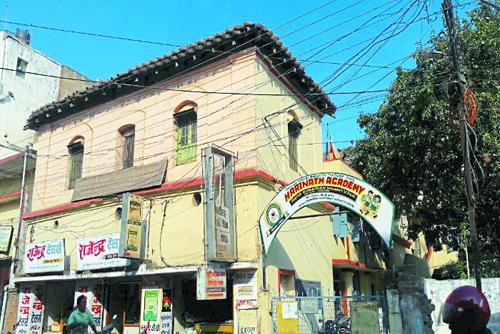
[100, 314, 118, 334]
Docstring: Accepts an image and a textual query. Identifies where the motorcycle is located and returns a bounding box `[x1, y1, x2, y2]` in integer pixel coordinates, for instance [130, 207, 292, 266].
[100, 314, 118, 334]
[322, 316, 351, 334]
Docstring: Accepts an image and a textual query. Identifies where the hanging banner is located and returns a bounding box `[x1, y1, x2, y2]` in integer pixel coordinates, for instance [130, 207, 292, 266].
[0, 225, 13, 253]
[203, 145, 236, 262]
[259, 173, 395, 254]
[233, 271, 257, 332]
[234, 271, 257, 310]
[215, 206, 231, 260]
[119, 192, 145, 259]
[197, 266, 227, 300]
[77, 234, 130, 271]
[16, 285, 44, 334]
[140, 289, 162, 334]
[23, 239, 65, 274]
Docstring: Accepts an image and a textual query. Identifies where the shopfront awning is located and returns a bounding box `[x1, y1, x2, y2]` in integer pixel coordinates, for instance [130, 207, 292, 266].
[12, 261, 259, 283]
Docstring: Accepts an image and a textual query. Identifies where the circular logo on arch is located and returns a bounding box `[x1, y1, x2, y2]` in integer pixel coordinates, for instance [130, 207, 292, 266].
[265, 203, 282, 227]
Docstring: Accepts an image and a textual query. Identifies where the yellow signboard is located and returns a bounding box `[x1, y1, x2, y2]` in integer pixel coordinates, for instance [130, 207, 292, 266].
[120, 193, 144, 259]
[237, 309, 258, 334]
[276, 301, 299, 334]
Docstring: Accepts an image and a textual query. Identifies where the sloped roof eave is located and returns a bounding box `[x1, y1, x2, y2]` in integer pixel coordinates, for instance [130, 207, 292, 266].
[26, 22, 335, 130]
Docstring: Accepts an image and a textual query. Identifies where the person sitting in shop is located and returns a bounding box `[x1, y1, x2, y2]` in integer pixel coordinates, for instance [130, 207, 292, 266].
[66, 295, 98, 334]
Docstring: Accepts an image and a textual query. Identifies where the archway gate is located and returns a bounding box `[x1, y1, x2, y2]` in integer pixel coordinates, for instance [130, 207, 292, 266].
[258, 172, 395, 254]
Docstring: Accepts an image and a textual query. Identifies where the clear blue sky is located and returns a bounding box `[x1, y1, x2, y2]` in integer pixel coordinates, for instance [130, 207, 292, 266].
[1, 0, 473, 150]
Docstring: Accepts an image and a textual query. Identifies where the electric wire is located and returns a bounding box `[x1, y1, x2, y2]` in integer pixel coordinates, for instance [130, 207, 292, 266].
[5, 3, 480, 193]
[5, 1, 472, 160]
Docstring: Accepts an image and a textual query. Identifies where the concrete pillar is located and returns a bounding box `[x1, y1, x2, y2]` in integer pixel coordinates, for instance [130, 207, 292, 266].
[2, 288, 18, 334]
[386, 289, 403, 334]
[340, 271, 354, 295]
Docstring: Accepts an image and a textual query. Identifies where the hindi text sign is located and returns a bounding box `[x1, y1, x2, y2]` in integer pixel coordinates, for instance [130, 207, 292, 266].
[77, 234, 130, 271]
[0, 225, 13, 253]
[16, 285, 44, 334]
[197, 266, 227, 300]
[23, 240, 65, 274]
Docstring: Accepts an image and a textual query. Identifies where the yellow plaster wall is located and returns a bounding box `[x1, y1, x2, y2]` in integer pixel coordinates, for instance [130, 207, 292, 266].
[428, 245, 459, 275]
[253, 58, 322, 185]
[146, 182, 261, 266]
[322, 159, 362, 179]
[0, 199, 18, 222]
[147, 192, 205, 266]
[27, 202, 121, 269]
[0, 177, 21, 198]
[24, 181, 262, 270]
[234, 184, 261, 262]
[0, 199, 19, 258]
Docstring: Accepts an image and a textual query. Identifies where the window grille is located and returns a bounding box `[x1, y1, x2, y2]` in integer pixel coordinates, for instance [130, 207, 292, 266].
[68, 141, 84, 189]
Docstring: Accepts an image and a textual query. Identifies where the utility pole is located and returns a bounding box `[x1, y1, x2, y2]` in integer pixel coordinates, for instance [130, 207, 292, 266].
[442, 0, 482, 290]
[0, 143, 32, 333]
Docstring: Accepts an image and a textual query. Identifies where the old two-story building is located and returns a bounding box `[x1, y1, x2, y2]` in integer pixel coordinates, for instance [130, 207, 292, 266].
[2, 23, 399, 334]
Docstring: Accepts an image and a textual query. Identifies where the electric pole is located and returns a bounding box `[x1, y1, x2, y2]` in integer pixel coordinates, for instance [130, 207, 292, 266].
[442, 0, 482, 290]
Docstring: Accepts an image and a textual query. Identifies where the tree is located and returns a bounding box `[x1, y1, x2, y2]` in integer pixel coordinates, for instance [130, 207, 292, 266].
[344, 3, 499, 277]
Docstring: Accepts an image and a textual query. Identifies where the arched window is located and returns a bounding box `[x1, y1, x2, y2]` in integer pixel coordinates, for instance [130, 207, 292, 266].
[174, 101, 197, 165]
[118, 124, 135, 169]
[67, 136, 84, 189]
[287, 111, 302, 171]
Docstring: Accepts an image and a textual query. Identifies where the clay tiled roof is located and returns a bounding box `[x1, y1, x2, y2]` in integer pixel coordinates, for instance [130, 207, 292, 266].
[26, 22, 335, 130]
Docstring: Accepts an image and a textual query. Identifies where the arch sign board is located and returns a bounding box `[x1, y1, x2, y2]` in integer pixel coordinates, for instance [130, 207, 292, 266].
[259, 172, 395, 254]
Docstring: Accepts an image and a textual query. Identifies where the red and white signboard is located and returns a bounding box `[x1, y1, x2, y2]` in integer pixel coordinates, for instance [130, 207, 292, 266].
[16, 285, 44, 334]
[196, 266, 227, 300]
[23, 240, 65, 274]
[234, 271, 257, 310]
[77, 234, 130, 271]
[74, 282, 104, 331]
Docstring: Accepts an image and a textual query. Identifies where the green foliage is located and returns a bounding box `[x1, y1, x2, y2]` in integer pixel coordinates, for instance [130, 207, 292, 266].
[344, 3, 499, 277]
[432, 261, 468, 280]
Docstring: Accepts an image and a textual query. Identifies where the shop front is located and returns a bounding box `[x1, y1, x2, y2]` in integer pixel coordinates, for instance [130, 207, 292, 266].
[15, 234, 257, 334]
[14, 235, 140, 334]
